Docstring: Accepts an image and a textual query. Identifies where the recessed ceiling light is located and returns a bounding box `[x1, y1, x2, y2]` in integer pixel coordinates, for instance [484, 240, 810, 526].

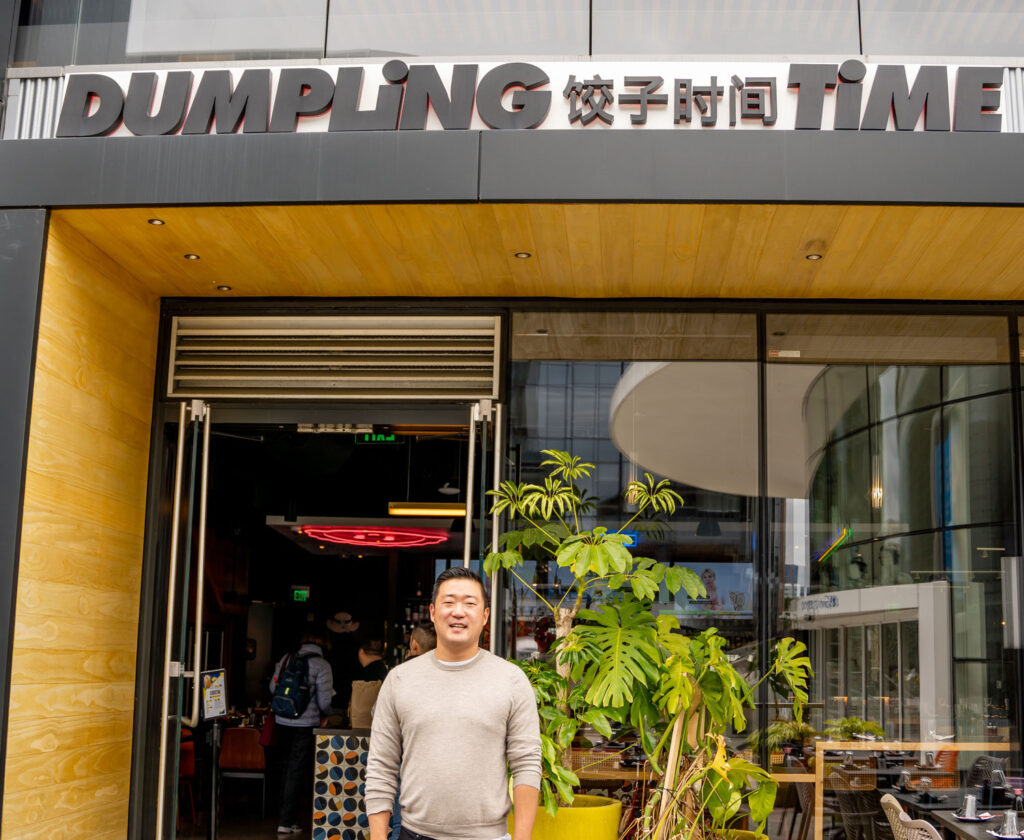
[806, 253, 823, 261]
[147, 218, 165, 226]
[184, 253, 200, 260]
[216, 285, 232, 292]
[514, 251, 532, 259]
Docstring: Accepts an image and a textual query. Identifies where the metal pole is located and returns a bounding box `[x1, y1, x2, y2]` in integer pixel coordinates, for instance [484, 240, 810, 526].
[156, 401, 188, 840]
[490, 403, 503, 652]
[208, 718, 222, 840]
[185, 404, 211, 727]
[463, 403, 478, 568]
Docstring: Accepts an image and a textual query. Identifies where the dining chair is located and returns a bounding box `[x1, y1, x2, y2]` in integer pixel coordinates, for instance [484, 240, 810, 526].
[219, 726, 266, 816]
[880, 793, 908, 840]
[894, 808, 942, 840]
[965, 756, 1008, 788]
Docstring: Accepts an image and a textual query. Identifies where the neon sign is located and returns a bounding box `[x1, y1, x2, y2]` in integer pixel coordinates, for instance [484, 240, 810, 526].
[299, 526, 448, 548]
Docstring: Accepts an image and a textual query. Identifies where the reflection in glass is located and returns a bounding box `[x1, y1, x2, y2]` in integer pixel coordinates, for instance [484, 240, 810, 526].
[14, 0, 327, 66]
[943, 394, 1013, 528]
[507, 356, 758, 745]
[768, 314, 1013, 754]
[327, 0, 589, 57]
[861, 1, 1024, 56]
[592, 0, 860, 55]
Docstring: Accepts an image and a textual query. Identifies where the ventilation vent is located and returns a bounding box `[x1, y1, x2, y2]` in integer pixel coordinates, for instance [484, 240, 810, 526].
[168, 315, 501, 400]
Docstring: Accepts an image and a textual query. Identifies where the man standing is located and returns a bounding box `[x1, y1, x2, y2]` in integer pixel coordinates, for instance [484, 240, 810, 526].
[365, 567, 541, 840]
[269, 630, 334, 835]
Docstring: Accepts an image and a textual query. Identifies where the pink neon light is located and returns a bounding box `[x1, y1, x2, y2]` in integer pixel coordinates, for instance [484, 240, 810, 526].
[298, 526, 449, 548]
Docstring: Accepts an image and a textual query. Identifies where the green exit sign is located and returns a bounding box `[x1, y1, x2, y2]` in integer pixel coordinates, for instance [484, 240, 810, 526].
[292, 586, 310, 602]
[355, 433, 402, 444]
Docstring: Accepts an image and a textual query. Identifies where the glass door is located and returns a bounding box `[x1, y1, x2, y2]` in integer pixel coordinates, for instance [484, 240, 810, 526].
[155, 400, 212, 840]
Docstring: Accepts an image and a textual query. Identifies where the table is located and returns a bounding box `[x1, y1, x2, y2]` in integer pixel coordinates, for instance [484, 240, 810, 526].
[894, 789, 1013, 820]
[932, 809, 1016, 840]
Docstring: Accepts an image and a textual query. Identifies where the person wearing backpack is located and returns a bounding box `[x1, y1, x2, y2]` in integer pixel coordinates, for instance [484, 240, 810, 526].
[269, 630, 334, 835]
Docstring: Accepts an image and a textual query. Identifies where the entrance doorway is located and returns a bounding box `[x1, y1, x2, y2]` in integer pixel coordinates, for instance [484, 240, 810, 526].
[139, 400, 501, 839]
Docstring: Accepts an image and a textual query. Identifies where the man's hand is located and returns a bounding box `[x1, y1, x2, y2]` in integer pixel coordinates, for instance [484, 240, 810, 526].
[368, 810, 392, 840]
[511, 784, 539, 840]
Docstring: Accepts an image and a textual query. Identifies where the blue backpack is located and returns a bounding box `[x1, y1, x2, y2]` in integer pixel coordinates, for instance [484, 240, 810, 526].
[271, 652, 312, 718]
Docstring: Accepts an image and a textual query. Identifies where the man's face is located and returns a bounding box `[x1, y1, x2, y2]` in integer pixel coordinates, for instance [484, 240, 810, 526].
[429, 578, 488, 650]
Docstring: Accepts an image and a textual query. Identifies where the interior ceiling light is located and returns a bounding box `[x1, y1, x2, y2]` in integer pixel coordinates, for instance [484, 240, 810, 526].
[184, 253, 200, 260]
[388, 501, 466, 517]
[147, 218, 165, 226]
[216, 285, 232, 292]
[513, 251, 532, 259]
[805, 253, 823, 261]
[299, 525, 448, 548]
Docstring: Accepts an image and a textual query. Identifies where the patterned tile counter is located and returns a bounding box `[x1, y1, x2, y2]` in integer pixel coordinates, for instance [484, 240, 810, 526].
[313, 729, 371, 840]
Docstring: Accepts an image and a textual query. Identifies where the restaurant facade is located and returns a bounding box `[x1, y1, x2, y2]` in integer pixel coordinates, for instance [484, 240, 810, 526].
[1, 2, 1024, 838]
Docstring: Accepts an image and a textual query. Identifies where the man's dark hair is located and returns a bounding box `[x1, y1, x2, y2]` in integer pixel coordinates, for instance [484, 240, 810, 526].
[360, 639, 384, 657]
[410, 623, 437, 652]
[431, 566, 488, 604]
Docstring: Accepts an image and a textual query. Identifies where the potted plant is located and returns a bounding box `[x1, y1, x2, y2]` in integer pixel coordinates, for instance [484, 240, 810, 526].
[822, 717, 886, 741]
[484, 451, 813, 840]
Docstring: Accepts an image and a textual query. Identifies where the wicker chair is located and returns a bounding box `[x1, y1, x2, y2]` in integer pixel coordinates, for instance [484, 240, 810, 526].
[880, 794, 908, 840]
[895, 809, 942, 840]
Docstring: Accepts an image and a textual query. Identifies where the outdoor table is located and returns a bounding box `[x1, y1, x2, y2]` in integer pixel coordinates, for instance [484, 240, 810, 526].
[893, 789, 1013, 819]
[931, 809, 1017, 840]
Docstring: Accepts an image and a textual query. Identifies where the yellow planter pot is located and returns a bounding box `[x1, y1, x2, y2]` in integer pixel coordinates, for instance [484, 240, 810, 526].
[509, 794, 622, 840]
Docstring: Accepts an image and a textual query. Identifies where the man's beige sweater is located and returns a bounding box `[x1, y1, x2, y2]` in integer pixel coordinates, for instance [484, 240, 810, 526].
[364, 649, 542, 840]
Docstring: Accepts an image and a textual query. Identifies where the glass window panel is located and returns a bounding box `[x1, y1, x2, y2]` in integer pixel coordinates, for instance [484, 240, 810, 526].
[873, 409, 941, 538]
[870, 365, 941, 422]
[769, 312, 1013, 754]
[14, 0, 327, 66]
[592, 1, 860, 56]
[506, 348, 759, 734]
[846, 626, 865, 720]
[872, 532, 942, 586]
[326, 1, 589, 58]
[865, 625, 882, 728]
[881, 623, 900, 739]
[943, 393, 1013, 527]
[901, 622, 920, 740]
[861, 1, 1024, 57]
[512, 312, 757, 361]
[945, 365, 1010, 402]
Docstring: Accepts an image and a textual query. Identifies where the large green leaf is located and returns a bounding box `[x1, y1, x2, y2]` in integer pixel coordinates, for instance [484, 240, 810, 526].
[574, 599, 662, 707]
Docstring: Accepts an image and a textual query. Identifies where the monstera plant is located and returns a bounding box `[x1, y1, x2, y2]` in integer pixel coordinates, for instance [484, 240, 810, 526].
[484, 450, 813, 840]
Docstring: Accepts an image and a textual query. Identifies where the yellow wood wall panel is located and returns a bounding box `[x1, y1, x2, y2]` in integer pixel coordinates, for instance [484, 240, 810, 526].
[7, 681, 137, 718]
[27, 403, 152, 484]
[9, 649, 137, 686]
[22, 473, 146, 534]
[17, 578, 142, 625]
[5, 713, 134, 756]
[1, 767, 130, 828]
[32, 336, 155, 425]
[3, 218, 158, 839]
[19, 520, 146, 588]
[30, 375, 153, 452]
[13, 610, 140, 653]
[1, 801, 128, 840]
[24, 441, 149, 513]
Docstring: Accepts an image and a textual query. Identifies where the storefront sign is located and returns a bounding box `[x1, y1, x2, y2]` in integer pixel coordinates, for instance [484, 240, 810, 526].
[54, 60, 1004, 138]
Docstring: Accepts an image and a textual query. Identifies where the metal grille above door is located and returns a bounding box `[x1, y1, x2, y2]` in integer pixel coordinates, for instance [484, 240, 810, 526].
[167, 315, 502, 400]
